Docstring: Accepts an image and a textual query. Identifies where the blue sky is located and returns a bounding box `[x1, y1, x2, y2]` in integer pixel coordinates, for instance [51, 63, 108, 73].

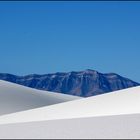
[0, 2, 140, 82]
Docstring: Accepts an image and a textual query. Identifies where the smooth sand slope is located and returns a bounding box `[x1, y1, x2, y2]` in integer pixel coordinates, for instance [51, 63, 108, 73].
[0, 85, 140, 124]
[0, 85, 140, 138]
[0, 84, 140, 138]
[0, 114, 140, 139]
[0, 80, 80, 115]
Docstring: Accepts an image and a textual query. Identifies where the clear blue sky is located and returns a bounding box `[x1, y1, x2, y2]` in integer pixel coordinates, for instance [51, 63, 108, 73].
[0, 1, 140, 82]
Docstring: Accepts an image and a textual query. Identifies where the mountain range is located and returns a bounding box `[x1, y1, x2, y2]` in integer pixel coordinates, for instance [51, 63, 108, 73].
[0, 69, 139, 97]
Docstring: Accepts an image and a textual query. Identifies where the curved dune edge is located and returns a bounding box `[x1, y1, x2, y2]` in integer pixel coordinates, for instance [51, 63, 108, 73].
[0, 85, 140, 124]
[0, 80, 81, 116]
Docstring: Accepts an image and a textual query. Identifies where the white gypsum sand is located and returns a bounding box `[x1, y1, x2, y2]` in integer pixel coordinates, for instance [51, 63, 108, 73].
[0, 85, 140, 124]
[0, 114, 140, 139]
[0, 80, 81, 115]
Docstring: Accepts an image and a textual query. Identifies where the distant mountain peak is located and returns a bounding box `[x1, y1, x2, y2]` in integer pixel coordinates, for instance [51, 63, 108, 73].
[84, 69, 99, 74]
[0, 70, 139, 97]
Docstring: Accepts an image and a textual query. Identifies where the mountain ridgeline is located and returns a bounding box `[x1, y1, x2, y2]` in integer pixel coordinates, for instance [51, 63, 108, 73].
[0, 69, 139, 97]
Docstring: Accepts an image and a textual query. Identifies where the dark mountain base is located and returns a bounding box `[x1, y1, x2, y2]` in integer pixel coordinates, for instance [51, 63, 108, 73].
[0, 69, 139, 97]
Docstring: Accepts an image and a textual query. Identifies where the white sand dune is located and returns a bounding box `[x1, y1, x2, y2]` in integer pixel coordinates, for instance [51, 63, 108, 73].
[0, 114, 140, 139]
[0, 81, 140, 138]
[0, 80, 80, 115]
[0, 85, 140, 124]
